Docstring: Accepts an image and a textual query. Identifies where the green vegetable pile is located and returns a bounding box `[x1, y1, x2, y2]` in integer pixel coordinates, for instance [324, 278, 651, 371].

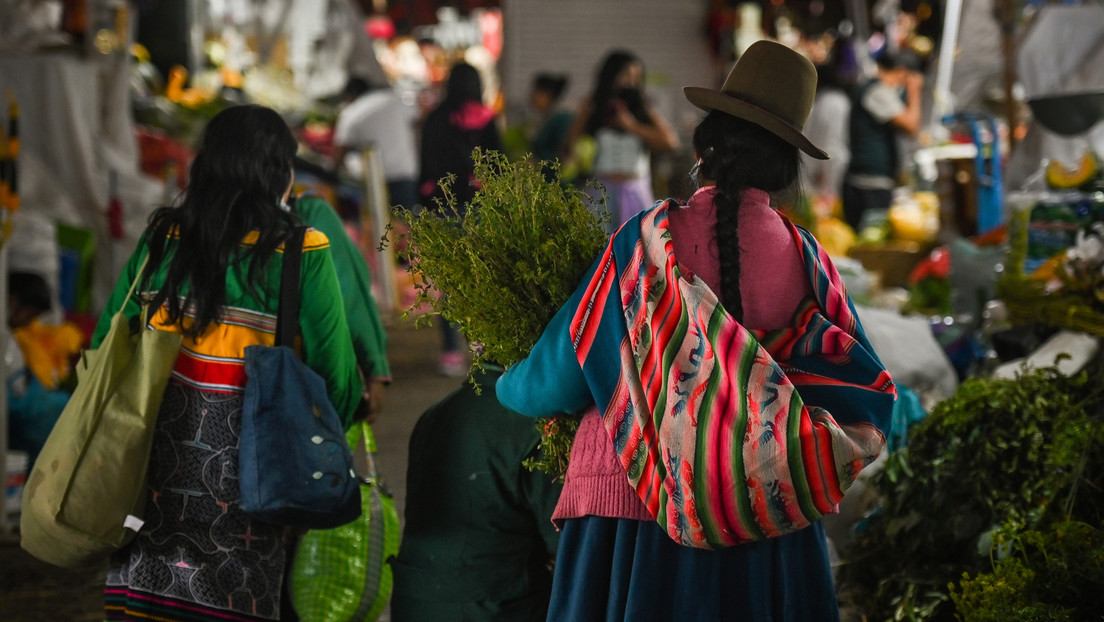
[838, 362, 1104, 621]
[386, 148, 609, 479]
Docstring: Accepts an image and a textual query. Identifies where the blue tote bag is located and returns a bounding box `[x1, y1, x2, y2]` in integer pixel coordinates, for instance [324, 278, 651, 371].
[238, 226, 361, 529]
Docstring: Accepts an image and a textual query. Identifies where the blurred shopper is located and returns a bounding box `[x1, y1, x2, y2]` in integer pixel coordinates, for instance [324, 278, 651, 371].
[497, 41, 894, 621]
[417, 62, 503, 376]
[802, 35, 859, 213]
[391, 365, 562, 621]
[101, 105, 363, 622]
[418, 62, 503, 213]
[291, 194, 390, 422]
[564, 50, 678, 232]
[842, 50, 923, 230]
[333, 77, 419, 211]
[527, 73, 574, 179]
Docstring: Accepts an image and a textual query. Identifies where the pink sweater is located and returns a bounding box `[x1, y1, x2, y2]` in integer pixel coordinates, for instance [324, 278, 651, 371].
[551, 186, 814, 523]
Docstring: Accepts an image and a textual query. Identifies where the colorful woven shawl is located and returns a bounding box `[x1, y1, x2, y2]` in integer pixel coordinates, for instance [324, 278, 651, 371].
[569, 202, 895, 549]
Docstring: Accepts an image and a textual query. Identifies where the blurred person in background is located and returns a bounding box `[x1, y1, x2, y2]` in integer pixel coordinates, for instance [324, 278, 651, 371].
[418, 62, 504, 214]
[527, 72, 574, 180]
[564, 50, 679, 233]
[417, 62, 504, 376]
[802, 34, 859, 215]
[842, 50, 923, 231]
[332, 77, 420, 211]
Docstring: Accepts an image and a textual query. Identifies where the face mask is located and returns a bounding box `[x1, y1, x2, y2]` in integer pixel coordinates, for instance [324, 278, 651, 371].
[689, 159, 703, 188]
[689, 147, 713, 188]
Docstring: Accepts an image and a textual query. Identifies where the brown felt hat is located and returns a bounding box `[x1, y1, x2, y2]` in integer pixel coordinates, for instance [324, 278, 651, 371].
[684, 40, 829, 160]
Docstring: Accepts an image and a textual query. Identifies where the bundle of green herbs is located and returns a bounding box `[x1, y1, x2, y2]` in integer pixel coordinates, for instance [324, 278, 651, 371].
[837, 362, 1104, 621]
[385, 148, 608, 480]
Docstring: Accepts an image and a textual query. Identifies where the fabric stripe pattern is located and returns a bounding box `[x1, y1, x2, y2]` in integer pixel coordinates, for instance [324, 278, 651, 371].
[568, 201, 895, 549]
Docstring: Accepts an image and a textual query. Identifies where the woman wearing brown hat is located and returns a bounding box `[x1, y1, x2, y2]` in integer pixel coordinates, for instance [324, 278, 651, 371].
[497, 41, 895, 620]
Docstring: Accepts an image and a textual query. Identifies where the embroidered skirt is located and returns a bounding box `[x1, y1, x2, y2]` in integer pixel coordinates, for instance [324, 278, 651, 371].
[105, 382, 286, 621]
[548, 516, 839, 622]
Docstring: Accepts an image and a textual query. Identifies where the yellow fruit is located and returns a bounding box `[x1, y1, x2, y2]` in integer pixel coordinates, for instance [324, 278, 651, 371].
[889, 194, 939, 243]
[913, 191, 940, 214]
[1045, 152, 1098, 189]
[815, 217, 856, 256]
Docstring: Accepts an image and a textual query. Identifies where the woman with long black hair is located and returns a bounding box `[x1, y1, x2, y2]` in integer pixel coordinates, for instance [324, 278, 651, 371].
[417, 62, 504, 376]
[96, 104, 363, 622]
[564, 49, 679, 232]
[497, 42, 895, 620]
[418, 62, 503, 216]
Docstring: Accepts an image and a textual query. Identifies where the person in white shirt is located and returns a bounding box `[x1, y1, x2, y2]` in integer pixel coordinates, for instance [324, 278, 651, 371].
[333, 77, 420, 210]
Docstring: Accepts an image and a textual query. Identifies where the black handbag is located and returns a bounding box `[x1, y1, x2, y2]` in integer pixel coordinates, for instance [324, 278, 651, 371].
[238, 226, 361, 529]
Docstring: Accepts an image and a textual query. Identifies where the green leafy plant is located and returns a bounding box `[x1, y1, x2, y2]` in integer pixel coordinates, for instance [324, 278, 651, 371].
[385, 148, 608, 479]
[949, 558, 1069, 622]
[950, 520, 1104, 621]
[838, 363, 1104, 621]
[903, 276, 953, 316]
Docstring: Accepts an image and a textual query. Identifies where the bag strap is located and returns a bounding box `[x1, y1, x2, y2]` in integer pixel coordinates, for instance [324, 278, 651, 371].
[124, 255, 160, 327]
[125, 255, 150, 306]
[276, 226, 307, 348]
[360, 421, 382, 485]
[352, 420, 390, 622]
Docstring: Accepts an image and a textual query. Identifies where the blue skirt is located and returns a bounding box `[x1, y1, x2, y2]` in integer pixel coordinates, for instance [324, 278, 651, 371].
[548, 517, 839, 622]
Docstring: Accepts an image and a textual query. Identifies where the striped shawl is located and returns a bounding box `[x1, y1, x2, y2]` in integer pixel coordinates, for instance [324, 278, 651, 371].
[569, 202, 895, 549]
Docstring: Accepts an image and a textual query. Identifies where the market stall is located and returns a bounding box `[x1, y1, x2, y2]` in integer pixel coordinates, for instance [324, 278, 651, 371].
[830, 3, 1104, 619]
[1, 1, 164, 531]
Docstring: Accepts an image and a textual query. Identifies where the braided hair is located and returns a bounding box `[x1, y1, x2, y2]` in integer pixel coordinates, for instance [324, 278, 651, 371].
[691, 111, 801, 322]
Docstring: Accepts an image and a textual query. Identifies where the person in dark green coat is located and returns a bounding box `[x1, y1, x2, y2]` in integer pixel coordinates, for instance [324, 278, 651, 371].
[292, 194, 391, 420]
[391, 366, 563, 621]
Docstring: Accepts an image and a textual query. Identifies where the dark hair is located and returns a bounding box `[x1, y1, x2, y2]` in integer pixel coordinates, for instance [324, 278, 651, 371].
[817, 36, 859, 91]
[692, 111, 800, 321]
[8, 271, 51, 314]
[875, 49, 921, 73]
[342, 77, 372, 100]
[442, 62, 484, 112]
[143, 104, 299, 337]
[533, 73, 568, 101]
[585, 49, 651, 135]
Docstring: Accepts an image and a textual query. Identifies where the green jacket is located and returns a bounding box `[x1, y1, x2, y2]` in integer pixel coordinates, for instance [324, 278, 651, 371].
[91, 227, 364, 425]
[391, 369, 563, 621]
[295, 195, 391, 382]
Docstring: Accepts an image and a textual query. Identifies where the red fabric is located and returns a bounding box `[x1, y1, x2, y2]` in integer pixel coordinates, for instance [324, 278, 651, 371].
[136, 127, 193, 190]
[449, 102, 496, 130]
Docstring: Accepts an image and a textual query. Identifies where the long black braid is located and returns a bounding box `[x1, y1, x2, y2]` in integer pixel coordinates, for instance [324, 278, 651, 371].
[691, 111, 801, 322]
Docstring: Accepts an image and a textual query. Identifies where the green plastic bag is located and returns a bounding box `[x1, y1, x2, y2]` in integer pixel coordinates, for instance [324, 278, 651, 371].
[21, 258, 182, 567]
[291, 421, 401, 621]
